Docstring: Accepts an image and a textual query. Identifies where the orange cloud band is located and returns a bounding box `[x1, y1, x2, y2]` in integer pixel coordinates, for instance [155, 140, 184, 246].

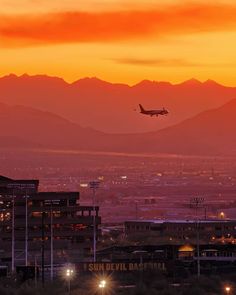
[1, 4, 236, 47]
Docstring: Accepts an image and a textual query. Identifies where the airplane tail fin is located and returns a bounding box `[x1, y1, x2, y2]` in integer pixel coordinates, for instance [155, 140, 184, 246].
[139, 104, 145, 112]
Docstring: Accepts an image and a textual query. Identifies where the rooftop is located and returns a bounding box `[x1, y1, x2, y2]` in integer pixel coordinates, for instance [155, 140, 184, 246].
[125, 219, 236, 224]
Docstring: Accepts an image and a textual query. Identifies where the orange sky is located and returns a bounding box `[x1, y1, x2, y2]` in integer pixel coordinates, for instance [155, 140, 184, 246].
[1, 0, 236, 85]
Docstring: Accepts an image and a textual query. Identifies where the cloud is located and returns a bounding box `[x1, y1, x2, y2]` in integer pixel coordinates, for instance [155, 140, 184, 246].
[111, 58, 202, 67]
[1, 3, 236, 47]
[110, 58, 236, 67]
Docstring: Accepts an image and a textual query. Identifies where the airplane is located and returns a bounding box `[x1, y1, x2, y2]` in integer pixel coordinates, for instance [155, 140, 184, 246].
[139, 104, 169, 117]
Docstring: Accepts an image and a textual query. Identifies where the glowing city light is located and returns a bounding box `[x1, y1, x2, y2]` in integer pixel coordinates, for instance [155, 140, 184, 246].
[225, 286, 231, 294]
[99, 279, 107, 289]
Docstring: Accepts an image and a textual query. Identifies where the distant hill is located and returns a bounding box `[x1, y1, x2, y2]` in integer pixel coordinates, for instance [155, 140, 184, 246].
[0, 74, 236, 133]
[1, 100, 236, 156]
[130, 99, 236, 155]
[0, 102, 104, 150]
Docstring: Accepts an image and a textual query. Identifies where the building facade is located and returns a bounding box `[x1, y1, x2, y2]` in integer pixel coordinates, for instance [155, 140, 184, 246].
[0, 175, 101, 268]
[125, 219, 236, 243]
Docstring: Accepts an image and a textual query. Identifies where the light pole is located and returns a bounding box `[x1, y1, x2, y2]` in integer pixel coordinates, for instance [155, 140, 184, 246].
[190, 197, 204, 278]
[89, 181, 100, 263]
[50, 202, 54, 281]
[11, 194, 15, 273]
[66, 268, 74, 294]
[34, 255, 38, 288]
[41, 211, 45, 287]
[25, 194, 29, 266]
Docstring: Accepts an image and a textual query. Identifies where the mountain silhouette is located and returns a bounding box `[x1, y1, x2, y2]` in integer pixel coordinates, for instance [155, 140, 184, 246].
[131, 98, 236, 155]
[1, 74, 236, 133]
[1, 100, 236, 156]
[0, 102, 104, 150]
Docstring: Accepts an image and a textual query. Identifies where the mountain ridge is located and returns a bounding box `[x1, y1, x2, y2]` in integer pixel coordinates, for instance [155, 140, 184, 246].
[1, 99, 236, 156]
[1, 73, 236, 134]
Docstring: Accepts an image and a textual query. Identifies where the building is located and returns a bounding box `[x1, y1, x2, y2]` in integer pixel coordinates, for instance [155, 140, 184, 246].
[125, 219, 236, 243]
[95, 244, 236, 277]
[0, 175, 39, 195]
[0, 175, 101, 269]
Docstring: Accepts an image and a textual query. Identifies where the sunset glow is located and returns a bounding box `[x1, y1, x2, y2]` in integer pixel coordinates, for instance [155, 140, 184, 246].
[1, 0, 236, 85]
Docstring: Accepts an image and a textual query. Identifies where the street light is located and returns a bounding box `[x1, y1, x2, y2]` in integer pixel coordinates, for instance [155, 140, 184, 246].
[99, 279, 106, 288]
[220, 212, 225, 219]
[94, 275, 113, 295]
[225, 286, 231, 294]
[98, 279, 107, 295]
[66, 268, 74, 294]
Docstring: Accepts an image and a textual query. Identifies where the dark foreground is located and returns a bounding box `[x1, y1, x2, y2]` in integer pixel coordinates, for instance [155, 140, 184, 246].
[0, 272, 235, 295]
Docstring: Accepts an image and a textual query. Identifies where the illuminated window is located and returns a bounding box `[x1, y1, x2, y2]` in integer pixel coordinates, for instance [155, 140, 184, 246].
[32, 212, 41, 218]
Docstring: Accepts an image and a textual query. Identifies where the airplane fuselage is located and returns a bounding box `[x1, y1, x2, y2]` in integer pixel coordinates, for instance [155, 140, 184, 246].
[140, 110, 164, 116]
[139, 104, 169, 117]
[140, 109, 168, 117]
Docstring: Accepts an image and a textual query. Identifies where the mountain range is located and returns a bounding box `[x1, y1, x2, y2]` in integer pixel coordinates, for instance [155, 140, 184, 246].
[1, 74, 236, 133]
[1, 99, 236, 156]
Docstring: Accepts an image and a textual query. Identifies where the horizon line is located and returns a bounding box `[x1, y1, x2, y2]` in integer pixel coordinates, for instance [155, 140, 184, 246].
[1, 72, 235, 88]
